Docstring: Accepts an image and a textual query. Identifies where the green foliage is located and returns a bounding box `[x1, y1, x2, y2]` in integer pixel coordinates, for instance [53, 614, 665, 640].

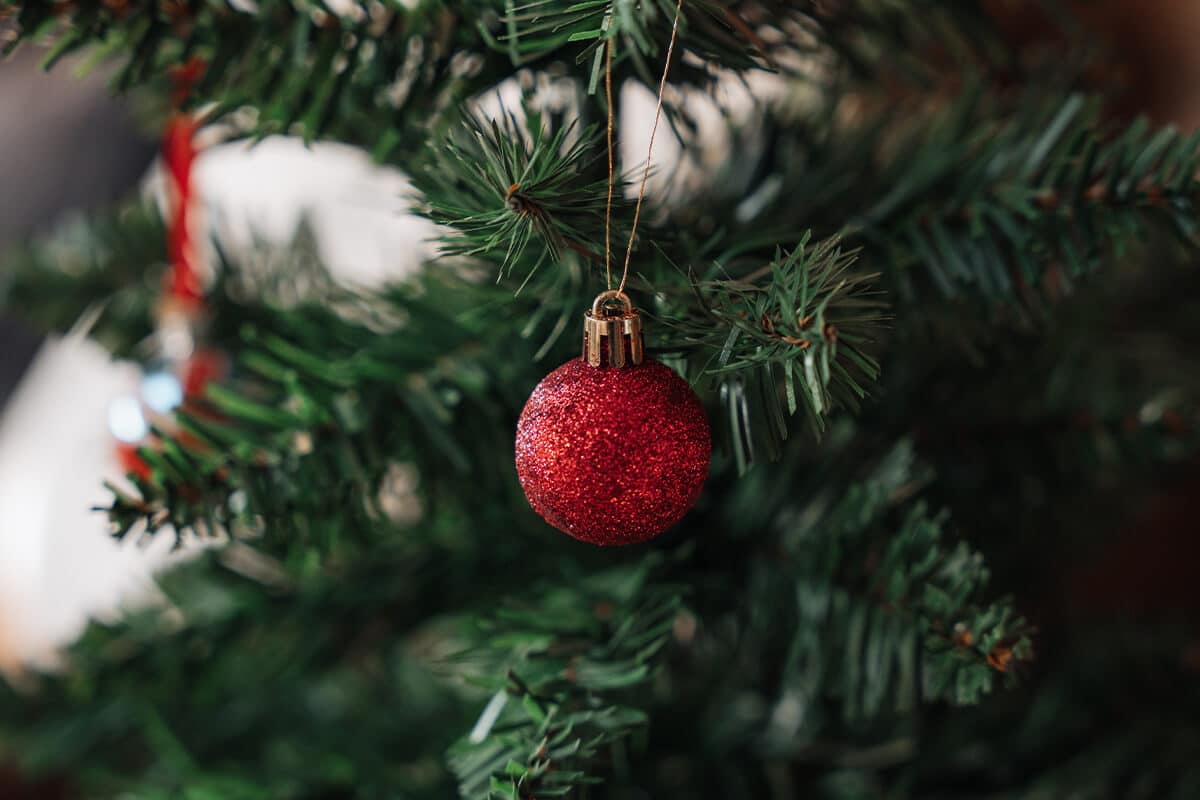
[489, 0, 795, 88]
[665, 234, 884, 468]
[6, 0, 503, 156]
[861, 92, 1200, 303]
[0, 546, 461, 797]
[5, 0, 1200, 798]
[913, 627, 1200, 799]
[94, 225, 891, 549]
[106, 263, 541, 550]
[2, 0, 808, 151]
[417, 109, 614, 280]
[449, 556, 681, 797]
[736, 443, 1033, 736]
[725, 89, 1200, 308]
[2, 0, 1023, 157]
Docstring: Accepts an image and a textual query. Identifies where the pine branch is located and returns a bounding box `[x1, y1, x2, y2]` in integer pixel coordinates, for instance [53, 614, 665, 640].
[893, 250, 1200, 450]
[3, 0, 1030, 157]
[104, 260, 543, 549]
[18, 208, 542, 552]
[808, 444, 1032, 708]
[873, 92, 1190, 307]
[662, 233, 885, 469]
[722, 441, 1033, 748]
[6, 0, 503, 156]
[698, 90, 1200, 312]
[0, 539, 511, 797]
[489, 0, 799, 87]
[914, 627, 1200, 799]
[3, 0, 795, 153]
[484, 0, 1014, 94]
[860, 93, 1200, 304]
[448, 556, 682, 798]
[416, 108, 616, 280]
[412, 104, 896, 457]
[42, 202, 894, 548]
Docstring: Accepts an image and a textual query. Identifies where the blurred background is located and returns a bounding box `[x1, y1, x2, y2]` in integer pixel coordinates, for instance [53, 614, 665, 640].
[0, 46, 154, 669]
[4, 0, 1200, 796]
[0, 40, 442, 670]
[0, 46, 150, 402]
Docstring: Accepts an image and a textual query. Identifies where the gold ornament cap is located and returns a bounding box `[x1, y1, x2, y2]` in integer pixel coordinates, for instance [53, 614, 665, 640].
[582, 290, 644, 367]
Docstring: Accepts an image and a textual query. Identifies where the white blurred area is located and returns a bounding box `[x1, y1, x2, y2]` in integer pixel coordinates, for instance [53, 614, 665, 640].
[189, 136, 437, 287]
[0, 335, 164, 671]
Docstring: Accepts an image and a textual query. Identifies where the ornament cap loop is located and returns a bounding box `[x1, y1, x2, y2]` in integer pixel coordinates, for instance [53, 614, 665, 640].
[583, 290, 643, 368]
[590, 289, 634, 316]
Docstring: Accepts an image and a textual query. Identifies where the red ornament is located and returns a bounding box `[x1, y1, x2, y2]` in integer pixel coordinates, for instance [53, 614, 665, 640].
[515, 292, 710, 546]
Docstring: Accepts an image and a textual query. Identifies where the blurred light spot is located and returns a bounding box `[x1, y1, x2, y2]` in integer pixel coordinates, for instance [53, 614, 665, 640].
[141, 371, 183, 414]
[108, 395, 148, 443]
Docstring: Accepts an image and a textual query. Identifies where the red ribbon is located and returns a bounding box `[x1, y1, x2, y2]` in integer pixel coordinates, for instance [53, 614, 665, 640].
[162, 113, 202, 308]
[113, 59, 213, 480]
[163, 57, 207, 309]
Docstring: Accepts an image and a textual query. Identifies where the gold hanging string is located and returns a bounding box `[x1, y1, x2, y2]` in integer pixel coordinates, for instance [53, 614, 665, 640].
[601, 0, 684, 295]
[618, 0, 683, 296]
[604, 36, 616, 290]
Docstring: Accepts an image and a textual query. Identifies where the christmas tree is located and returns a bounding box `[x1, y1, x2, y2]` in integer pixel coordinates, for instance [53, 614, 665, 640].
[2, 1, 1200, 797]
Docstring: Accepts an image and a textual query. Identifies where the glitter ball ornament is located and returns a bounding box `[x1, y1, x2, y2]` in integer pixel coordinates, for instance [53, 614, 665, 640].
[515, 291, 710, 545]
